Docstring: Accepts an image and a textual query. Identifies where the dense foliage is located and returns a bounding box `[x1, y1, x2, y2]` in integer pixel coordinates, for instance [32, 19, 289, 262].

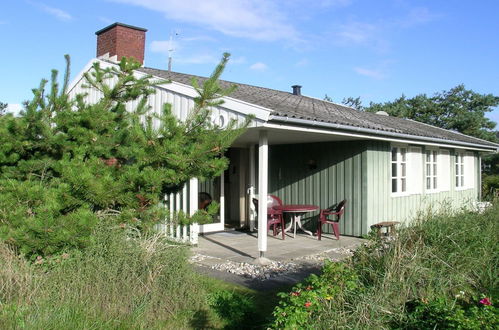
[271, 203, 499, 329]
[0, 53, 248, 257]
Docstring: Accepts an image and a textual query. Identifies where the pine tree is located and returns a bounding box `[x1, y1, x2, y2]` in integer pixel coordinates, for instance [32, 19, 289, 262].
[0, 53, 249, 257]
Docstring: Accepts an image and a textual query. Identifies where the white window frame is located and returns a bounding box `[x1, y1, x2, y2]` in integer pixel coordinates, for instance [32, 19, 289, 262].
[391, 145, 408, 196]
[425, 149, 438, 193]
[455, 151, 465, 190]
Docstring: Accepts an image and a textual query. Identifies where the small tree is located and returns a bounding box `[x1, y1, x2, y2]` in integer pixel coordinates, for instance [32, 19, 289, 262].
[0, 53, 249, 256]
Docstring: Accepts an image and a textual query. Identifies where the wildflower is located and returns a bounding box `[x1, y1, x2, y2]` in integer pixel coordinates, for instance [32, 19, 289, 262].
[479, 298, 492, 306]
[119, 223, 126, 229]
[61, 253, 69, 259]
[304, 302, 312, 308]
[306, 285, 313, 291]
[325, 296, 333, 301]
[455, 290, 465, 298]
[291, 291, 301, 297]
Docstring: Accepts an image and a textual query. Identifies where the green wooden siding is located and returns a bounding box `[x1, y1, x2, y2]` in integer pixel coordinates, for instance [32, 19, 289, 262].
[365, 141, 479, 229]
[268, 141, 368, 237]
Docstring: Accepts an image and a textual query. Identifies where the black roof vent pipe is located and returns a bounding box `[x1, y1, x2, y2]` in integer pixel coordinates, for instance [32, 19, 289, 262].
[292, 85, 302, 96]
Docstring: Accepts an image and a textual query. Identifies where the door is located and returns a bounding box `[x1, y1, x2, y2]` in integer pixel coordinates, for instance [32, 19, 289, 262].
[198, 175, 225, 233]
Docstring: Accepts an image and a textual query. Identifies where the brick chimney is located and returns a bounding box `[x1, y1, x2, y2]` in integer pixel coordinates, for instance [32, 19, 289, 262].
[95, 22, 147, 65]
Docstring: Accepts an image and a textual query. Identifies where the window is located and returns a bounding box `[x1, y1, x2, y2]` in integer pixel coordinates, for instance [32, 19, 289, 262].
[425, 150, 438, 191]
[455, 152, 465, 188]
[391, 147, 407, 193]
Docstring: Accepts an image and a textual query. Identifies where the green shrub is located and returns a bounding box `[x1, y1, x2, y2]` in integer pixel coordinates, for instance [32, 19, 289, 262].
[402, 297, 498, 329]
[272, 262, 360, 329]
[271, 203, 499, 329]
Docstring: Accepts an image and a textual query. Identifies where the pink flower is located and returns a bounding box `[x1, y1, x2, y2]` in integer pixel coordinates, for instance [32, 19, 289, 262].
[291, 291, 301, 297]
[304, 302, 312, 308]
[479, 297, 492, 306]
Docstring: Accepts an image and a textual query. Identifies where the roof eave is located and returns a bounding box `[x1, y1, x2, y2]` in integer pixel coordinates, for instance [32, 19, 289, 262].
[269, 115, 499, 152]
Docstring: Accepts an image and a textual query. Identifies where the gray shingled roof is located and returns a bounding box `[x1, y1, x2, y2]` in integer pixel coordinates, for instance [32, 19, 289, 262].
[138, 67, 498, 149]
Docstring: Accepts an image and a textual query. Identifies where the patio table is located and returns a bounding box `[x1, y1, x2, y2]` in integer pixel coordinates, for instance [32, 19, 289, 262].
[273, 204, 319, 238]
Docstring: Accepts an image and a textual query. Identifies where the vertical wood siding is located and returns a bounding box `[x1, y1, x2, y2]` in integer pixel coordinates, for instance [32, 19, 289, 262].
[67, 72, 252, 128]
[365, 141, 479, 229]
[268, 141, 367, 237]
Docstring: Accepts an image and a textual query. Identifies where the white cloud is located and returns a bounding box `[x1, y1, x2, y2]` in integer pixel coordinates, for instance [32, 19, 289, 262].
[336, 21, 378, 45]
[295, 58, 309, 67]
[401, 7, 439, 27]
[249, 62, 268, 71]
[353, 67, 385, 80]
[35, 2, 72, 21]
[98, 16, 113, 24]
[110, 0, 298, 42]
[176, 54, 219, 64]
[150, 40, 180, 55]
[229, 56, 247, 64]
[5, 103, 23, 116]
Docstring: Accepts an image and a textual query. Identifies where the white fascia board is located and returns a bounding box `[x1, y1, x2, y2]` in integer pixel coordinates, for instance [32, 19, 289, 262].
[263, 122, 495, 152]
[67, 58, 117, 93]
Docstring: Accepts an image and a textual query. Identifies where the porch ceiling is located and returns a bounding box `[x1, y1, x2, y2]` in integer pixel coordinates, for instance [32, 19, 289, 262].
[232, 126, 362, 147]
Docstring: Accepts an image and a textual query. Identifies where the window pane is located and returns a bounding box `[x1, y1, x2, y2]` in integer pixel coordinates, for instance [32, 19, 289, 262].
[433, 177, 437, 189]
[427, 177, 431, 189]
[401, 163, 406, 176]
[433, 151, 437, 160]
[392, 163, 397, 177]
[426, 151, 430, 162]
[461, 176, 464, 186]
[427, 164, 431, 174]
[392, 148, 397, 161]
[460, 155, 464, 163]
[401, 178, 406, 192]
[401, 149, 406, 161]
[461, 165, 464, 174]
[433, 164, 437, 174]
[392, 179, 397, 192]
[455, 164, 459, 175]
[456, 176, 459, 187]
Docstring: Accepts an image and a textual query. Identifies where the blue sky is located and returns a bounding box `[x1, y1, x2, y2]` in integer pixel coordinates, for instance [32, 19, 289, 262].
[1, 0, 498, 124]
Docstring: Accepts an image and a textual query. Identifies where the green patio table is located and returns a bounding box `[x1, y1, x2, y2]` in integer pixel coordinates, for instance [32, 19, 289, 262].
[273, 204, 319, 238]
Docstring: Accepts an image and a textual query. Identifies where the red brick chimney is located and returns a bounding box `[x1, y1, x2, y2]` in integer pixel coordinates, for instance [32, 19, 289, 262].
[95, 22, 147, 65]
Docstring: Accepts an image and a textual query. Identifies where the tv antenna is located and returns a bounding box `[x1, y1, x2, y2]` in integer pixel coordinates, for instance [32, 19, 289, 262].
[168, 30, 180, 72]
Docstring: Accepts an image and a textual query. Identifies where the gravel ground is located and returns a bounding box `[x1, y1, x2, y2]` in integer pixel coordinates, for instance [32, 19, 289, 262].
[189, 246, 358, 281]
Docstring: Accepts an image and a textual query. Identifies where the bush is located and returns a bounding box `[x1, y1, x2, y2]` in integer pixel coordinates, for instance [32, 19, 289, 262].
[402, 297, 498, 329]
[271, 203, 499, 329]
[272, 262, 360, 329]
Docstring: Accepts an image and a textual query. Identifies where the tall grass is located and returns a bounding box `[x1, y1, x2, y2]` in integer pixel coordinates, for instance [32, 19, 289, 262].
[277, 203, 499, 329]
[0, 226, 213, 329]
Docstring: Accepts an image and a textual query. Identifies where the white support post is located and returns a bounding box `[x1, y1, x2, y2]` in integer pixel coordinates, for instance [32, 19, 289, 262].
[248, 144, 256, 231]
[220, 170, 225, 229]
[257, 130, 268, 258]
[189, 178, 199, 244]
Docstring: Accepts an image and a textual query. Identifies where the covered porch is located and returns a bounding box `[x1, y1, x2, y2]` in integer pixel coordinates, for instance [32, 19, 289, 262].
[194, 125, 369, 261]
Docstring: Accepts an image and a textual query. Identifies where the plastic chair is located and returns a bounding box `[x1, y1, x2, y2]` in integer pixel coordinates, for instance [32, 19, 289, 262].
[317, 200, 346, 240]
[252, 195, 285, 240]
